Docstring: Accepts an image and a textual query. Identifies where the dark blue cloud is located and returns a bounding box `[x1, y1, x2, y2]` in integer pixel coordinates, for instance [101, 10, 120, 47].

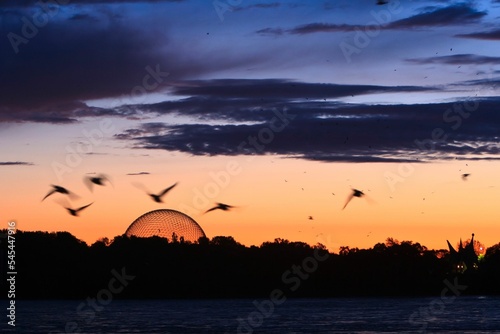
[233, 2, 281, 12]
[257, 4, 487, 36]
[455, 28, 500, 40]
[168, 79, 434, 100]
[0, 0, 184, 6]
[385, 4, 486, 29]
[115, 96, 500, 162]
[406, 54, 500, 65]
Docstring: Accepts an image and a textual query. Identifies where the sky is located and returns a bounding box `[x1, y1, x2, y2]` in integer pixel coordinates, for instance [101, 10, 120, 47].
[1, 0, 500, 252]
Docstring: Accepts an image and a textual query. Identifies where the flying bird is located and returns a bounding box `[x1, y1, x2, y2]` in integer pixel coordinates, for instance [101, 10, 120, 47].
[308, 216, 314, 220]
[65, 202, 93, 217]
[342, 188, 365, 210]
[461, 173, 470, 181]
[84, 173, 112, 192]
[132, 182, 178, 203]
[204, 202, 235, 214]
[376, 0, 388, 4]
[42, 185, 77, 201]
[149, 183, 178, 203]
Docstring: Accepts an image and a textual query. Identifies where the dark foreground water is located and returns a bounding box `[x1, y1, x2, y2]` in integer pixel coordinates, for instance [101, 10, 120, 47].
[4, 296, 500, 333]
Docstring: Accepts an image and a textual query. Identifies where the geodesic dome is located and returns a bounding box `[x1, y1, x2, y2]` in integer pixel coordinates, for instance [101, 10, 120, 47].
[125, 209, 206, 242]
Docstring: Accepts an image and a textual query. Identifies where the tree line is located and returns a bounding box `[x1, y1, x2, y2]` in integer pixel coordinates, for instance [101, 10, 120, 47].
[1, 230, 499, 299]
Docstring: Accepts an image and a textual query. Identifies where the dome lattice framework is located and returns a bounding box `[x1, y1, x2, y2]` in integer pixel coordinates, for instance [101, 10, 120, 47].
[125, 209, 206, 242]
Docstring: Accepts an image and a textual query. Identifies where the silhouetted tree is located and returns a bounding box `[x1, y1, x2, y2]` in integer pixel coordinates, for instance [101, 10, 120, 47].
[2, 230, 499, 299]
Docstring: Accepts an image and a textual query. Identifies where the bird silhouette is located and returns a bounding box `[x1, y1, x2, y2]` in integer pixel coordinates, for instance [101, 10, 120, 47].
[204, 202, 235, 214]
[65, 202, 93, 216]
[342, 188, 365, 210]
[150, 183, 178, 203]
[376, 0, 389, 4]
[42, 185, 78, 201]
[308, 216, 314, 220]
[84, 173, 112, 192]
[461, 173, 470, 181]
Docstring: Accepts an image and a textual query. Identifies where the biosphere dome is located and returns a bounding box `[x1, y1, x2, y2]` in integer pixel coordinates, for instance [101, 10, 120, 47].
[125, 209, 206, 242]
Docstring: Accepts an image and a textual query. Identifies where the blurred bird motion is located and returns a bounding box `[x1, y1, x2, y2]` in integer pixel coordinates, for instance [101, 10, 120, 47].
[56, 198, 93, 217]
[204, 202, 235, 214]
[376, 0, 388, 5]
[133, 182, 178, 203]
[42, 185, 78, 201]
[343, 188, 367, 210]
[461, 173, 470, 181]
[84, 173, 112, 192]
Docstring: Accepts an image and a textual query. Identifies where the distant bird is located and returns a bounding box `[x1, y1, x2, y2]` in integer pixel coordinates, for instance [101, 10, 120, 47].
[64, 202, 93, 217]
[204, 202, 235, 214]
[308, 216, 314, 220]
[376, 0, 388, 4]
[84, 173, 112, 192]
[42, 185, 77, 201]
[461, 173, 470, 181]
[149, 183, 178, 203]
[342, 188, 365, 210]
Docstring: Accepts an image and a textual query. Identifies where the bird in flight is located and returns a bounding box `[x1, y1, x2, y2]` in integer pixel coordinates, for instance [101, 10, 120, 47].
[204, 202, 235, 214]
[133, 182, 178, 203]
[461, 173, 470, 181]
[149, 183, 178, 203]
[308, 216, 314, 220]
[342, 188, 365, 210]
[376, 0, 389, 5]
[42, 185, 77, 201]
[84, 173, 112, 192]
[64, 202, 93, 217]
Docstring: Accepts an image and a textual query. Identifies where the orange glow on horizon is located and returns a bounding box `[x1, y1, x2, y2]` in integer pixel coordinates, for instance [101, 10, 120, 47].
[2, 152, 499, 253]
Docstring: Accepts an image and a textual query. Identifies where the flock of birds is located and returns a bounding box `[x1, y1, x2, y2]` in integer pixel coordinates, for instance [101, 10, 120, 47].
[41, 174, 236, 217]
[342, 173, 471, 210]
[42, 171, 471, 218]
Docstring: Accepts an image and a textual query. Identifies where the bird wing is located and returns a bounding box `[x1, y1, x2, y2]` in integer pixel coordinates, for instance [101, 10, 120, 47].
[67, 190, 80, 201]
[204, 206, 218, 214]
[159, 182, 178, 197]
[342, 193, 354, 210]
[83, 176, 94, 192]
[99, 174, 113, 188]
[42, 189, 56, 201]
[76, 202, 93, 213]
[131, 182, 149, 193]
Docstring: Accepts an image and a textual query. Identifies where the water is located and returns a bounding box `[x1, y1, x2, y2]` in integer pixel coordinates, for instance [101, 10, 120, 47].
[6, 296, 500, 333]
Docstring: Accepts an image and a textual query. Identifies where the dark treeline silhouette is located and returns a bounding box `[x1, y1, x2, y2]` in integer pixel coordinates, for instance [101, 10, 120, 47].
[1, 230, 500, 299]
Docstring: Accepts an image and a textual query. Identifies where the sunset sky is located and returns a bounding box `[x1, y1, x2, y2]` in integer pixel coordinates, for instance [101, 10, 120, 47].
[1, 0, 500, 252]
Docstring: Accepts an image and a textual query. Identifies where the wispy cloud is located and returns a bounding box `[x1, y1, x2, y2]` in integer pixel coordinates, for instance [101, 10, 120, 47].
[455, 28, 500, 40]
[233, 2, 281, 12]
[288, 23, 360, 35]
[0, 161, 34, 166]
[257, 4, 487, 36]
[406, 54, 500, 65]
[168, 79, 434, 100]
[0, 0, 185, 6]
[385, 4, 486, 29]
[126, 172, 151, 175]
[115, 94, 500, 163]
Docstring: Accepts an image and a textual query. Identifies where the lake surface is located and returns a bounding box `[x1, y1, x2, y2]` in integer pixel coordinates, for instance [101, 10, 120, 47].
[5, 296, 500, 333]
